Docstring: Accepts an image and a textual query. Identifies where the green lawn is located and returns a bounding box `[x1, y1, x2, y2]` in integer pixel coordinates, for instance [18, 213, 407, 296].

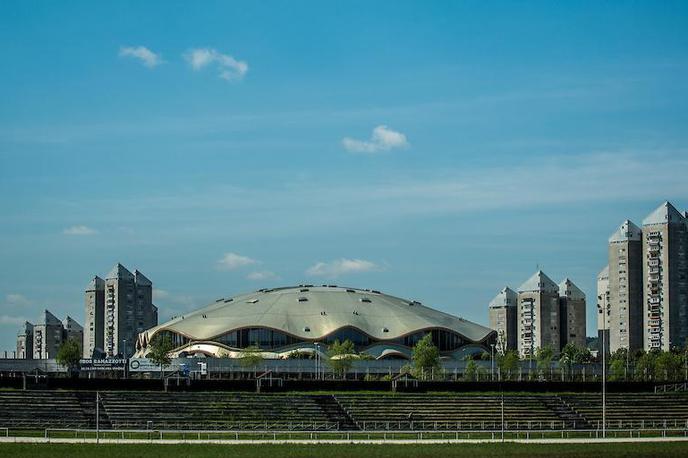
[1, 443, 688, 458]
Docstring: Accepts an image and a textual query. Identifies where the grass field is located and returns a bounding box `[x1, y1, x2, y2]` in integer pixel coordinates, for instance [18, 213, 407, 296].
[1, 443, 688, 458]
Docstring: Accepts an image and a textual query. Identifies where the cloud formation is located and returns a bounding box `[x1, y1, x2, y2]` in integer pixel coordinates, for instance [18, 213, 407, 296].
[342, 125, 409, 153]
[246, 270, 279, 281]
[152, 289, 170, 300]
[217, 252, 258, 270]
[63, 225, 98, 236]
[306, 258, 380, 278]
[0, 315, 27, 326]
[119, 46, 163, 68]
[184, 48, 248, 81]
[152, 289, 197, 310]
[5, 294, 31, 307]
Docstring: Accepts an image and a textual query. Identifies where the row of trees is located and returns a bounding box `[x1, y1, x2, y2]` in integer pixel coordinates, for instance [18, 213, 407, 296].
[489, 343, 688, 382]
[61, 333, 688, 383]
[607, 347, 688, 382]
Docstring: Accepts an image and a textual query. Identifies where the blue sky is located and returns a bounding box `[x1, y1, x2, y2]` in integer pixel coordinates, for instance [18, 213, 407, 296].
[1, 1, 688, 352]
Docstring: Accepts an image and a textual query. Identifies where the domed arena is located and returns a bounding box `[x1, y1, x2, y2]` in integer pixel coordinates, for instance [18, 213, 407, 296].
[135, 285, 496, 360]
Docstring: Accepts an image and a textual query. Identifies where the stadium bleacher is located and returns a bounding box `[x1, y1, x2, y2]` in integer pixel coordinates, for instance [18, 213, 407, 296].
[335, 393, 583, 430]
[560, 393, 688, 429]
[0, 390, 686, 431]
[99, 392, 352, 430]
[0, 390, 98, 429]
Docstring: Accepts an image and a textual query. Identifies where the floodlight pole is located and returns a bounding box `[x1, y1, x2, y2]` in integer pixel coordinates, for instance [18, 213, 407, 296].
[96, 391, 100, 444]
[491, 344, 495, 381]
[597, 302, 609, 438]
[602, 329, 606, 439]
[123, 339, 128, 379]
[314, 343, 320, 381]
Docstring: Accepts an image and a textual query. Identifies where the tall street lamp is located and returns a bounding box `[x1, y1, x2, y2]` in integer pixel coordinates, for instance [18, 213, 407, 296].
[597, 301, 610, 438]
[314, 343, 321, 381]
[491, 344, 495, 381]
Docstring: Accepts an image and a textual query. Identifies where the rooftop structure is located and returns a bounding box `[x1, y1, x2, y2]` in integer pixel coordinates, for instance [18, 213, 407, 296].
[136, 285, 496, 360]
[488, 287, 518, 352]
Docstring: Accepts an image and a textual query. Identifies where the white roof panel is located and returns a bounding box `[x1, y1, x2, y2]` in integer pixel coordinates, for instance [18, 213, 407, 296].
[559, 278, 586, 301]
[608, 220, 642, 243]
[642, 201, 684, 226]
[489, 286, 517, 308]
[142, 285, 495, 345]
[106, 263, 134, 281]
[517, 270, 558, 293]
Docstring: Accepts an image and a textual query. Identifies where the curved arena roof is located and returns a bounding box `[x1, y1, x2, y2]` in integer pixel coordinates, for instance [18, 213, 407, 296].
[136, 285, 495, 358]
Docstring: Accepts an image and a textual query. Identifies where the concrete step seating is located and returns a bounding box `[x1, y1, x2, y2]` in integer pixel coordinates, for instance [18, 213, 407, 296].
[0, 390, 92, 428]
[100, 392, 340, 430]
[560, 393, 688, 428]
[335, 394, 576, 430]
[1, 390, 686, 432]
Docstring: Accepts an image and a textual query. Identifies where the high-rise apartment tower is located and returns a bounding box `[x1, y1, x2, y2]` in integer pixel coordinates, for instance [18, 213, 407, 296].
[488, 286, 518, 352]
[517, 270, 561, 357]
[641, 202, 688, 351]
[607, 220, 644, 352]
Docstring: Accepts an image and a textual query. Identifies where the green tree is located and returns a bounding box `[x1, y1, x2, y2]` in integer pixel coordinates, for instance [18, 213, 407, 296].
[56, 338, 82, 374]
[535, 346, 553, 380]
[497, 350, 520, 381]
[148, 333, 174, 380]
[412, 334, 440, 380]
[327, 339, 356, 379]
[559, 343, 592, 381]
[609, 348, 631, 381]
[634, 351, 656, 381]
[608, 359, 626, 381]
[654, 351, 682, 382]
[239, 345, 264, 378]
[464, 359, 479, 381]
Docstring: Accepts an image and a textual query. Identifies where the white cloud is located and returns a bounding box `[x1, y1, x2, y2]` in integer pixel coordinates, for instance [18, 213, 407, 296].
[39, 151, 688, 241]
[217, 252, 258, 270]
[63, 225, 98, 236]
[184, 48, 248, 81]
[306, 258, 381, 278]
[152, 289, 169, 300]
[152, 289, 197, 309]
[119, 46, 163, 68]
[342, 125, 409, 153]
[0, 315, 27, 326]
[5, 294, 31, 307]
[246, 271, 279, 281]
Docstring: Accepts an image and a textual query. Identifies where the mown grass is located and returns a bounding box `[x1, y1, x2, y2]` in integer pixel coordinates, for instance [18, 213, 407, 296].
[1, 443, 688, 458]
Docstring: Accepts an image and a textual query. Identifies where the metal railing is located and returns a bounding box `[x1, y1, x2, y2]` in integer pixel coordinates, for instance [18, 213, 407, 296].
[655, 383, 688, 393]
[23, 426, 688, 442]
[358, 420, 580, 431]
[106, 421, 339, 431]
